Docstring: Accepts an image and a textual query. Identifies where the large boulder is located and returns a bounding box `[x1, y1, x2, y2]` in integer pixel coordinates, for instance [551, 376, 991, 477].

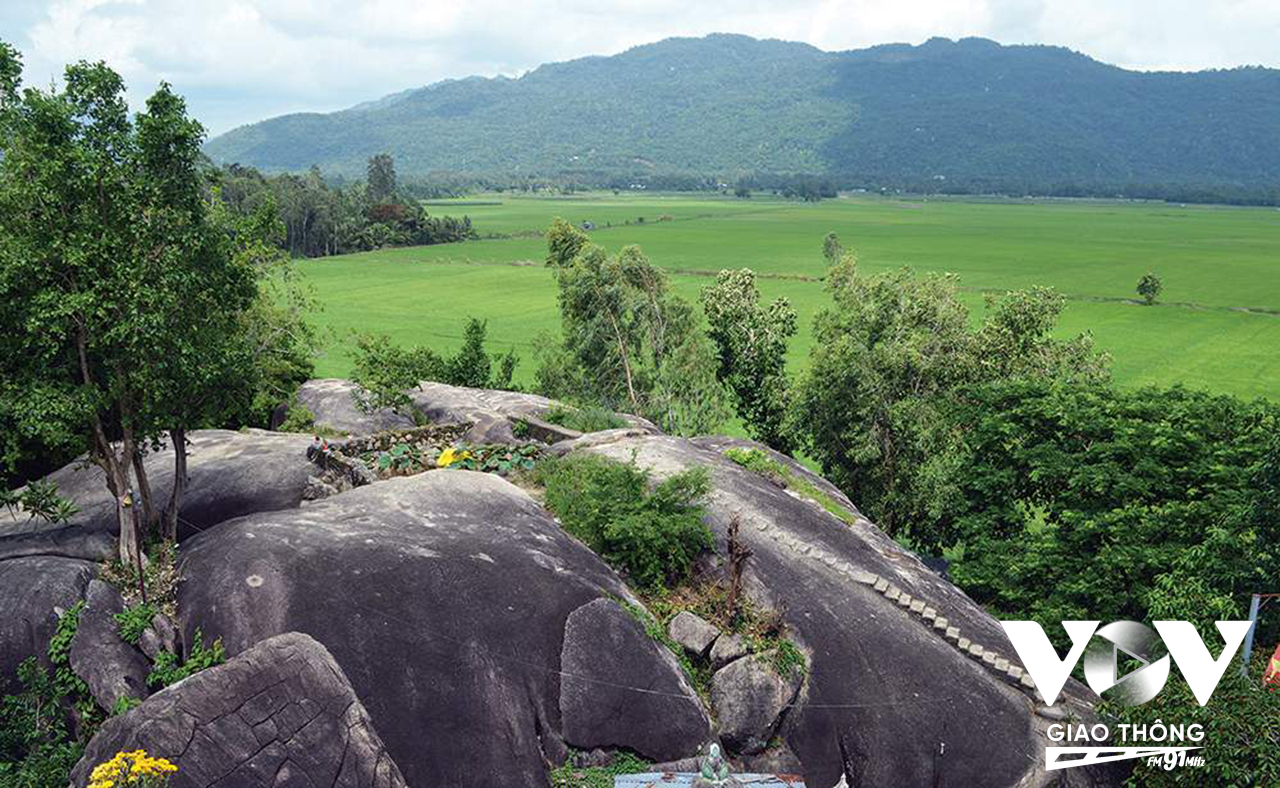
[711, 654, 803, 755]
[408, 381, 659, 444]
[68, 632, 407, 788]
[559, 599, 711, 761]
[68, 580, 151, 712]
[570, 432, 1106, 788]
[294, 378, 414, 436]
[16, 429, 317, 543]
[174, 470, 702, 787]
[0, 555, 96, 694]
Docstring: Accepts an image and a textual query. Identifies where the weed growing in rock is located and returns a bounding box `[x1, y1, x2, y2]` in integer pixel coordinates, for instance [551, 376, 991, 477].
[548, 750, 652, 788]
[100, 542, 180, 619]
[114, 603, 158, 646]
[536, 454, 712, 592]
[541, 404, 627, 433]
[723, 447, 856, 525]
[148, 629, 225, 689]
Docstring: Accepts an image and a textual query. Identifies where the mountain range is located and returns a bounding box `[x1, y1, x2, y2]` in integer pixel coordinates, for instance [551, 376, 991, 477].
[204, 34, 1280, 191]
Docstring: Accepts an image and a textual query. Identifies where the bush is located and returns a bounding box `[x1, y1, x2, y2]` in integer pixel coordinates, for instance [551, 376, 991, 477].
[537, 454, 712, 592]
[148, 629, 225, 688]
[114, 603, 158, 646]
[0, 659, 84, 788]
[542, 404, 627, 433]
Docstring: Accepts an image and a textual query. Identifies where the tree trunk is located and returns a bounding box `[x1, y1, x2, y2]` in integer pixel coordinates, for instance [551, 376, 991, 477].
[162, 427, 188, 543]
[132, 446, 158, 541]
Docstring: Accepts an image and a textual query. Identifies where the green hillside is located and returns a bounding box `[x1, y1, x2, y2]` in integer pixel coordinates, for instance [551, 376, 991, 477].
[205, 34, 1280, 192]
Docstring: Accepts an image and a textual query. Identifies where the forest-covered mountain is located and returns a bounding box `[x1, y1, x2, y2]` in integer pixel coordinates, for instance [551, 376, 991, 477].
[204, 34, 1280, 192]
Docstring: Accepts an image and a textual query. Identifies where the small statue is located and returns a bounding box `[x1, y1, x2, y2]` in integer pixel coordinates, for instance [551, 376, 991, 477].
[692, 742, 736, 787]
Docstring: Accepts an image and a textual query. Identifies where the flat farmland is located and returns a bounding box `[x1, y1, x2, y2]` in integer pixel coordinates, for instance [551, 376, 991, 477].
[299, 193, 1280, 401]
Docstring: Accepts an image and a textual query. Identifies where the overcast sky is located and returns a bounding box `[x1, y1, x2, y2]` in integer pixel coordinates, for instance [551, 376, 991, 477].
[2, 0, 1278, 137]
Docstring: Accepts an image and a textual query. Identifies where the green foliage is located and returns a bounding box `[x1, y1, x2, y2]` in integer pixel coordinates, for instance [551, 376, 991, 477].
[1137, 271, 1164, 305]
[445, 318, 493, 388]
[113, 603, 158, 646]
[216, 162, 476, 258]
[0, 480, 79, 525]
[545, 217, 589, 268]
[351, 333, 443, 416]
[447, 444, 541, 475]
[367, 153, 397, 202]
[944, 380, 1280, 643]
[148, 629, 225, 689]
[0, 659, 84, 788]
[352, 319, 520, 416]
[822, 232, 843, 263]
[548, 750, 653, 788]
[47, 602, 99, 727]
[537, 454, 713, 592]
[1099, 583, 1279, 786]
[277, 397, 317, 433]
[723, 447, 855, 525]
[541, 405, 627, 433]
[701, 269, 797, 452]
[110, 695, 141, 716]
[535, 233, 728, 436]
[0, 42, 297, 553]
[791, 254, 1107, 542]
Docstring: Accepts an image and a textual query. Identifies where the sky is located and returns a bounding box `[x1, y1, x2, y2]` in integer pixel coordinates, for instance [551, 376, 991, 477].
[2, 0, 1278, 137]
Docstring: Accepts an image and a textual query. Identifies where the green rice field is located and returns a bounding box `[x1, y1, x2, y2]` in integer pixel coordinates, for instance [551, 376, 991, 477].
[298, 192, 1280, 401]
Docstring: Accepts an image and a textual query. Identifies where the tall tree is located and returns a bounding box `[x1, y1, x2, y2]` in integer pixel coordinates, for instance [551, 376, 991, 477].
[0, 43, 262, 562]
[701, 269, 797, 452]
[367, 153, 397, 202]
[791, 252, 1107, 538]
[536, 230, 727, 435]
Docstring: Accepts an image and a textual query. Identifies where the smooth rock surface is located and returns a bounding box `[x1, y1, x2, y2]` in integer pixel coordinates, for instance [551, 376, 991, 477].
[175, 470, 684, 787]
[68, 580, 151, 711]
[294, 378, 414, 436]
[711, 654, 802, 755]
[572, 433, 1106, 787]
[667, 611, 720, 657]
[68, 632, 406, 788]
[0, 555, 96, 694]
[560, 599, 711, 762]
[21, 430, 317, 542]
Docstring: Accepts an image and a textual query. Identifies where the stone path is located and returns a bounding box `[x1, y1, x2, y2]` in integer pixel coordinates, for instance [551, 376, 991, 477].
[747, 507, 1043, 702]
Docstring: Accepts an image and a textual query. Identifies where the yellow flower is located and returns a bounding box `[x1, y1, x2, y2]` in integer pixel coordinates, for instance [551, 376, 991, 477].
[87, 749, 178, 788]
[436, 447, 471, 468]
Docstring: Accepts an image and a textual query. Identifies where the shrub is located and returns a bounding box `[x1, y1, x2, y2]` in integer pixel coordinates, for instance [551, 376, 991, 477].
[1137, 272, 1164, 305]
[548, 750, 652, 788]
[148, 629, 225, 688]
[0, 659, 84, 788]
[537, 454, 712, 592]
[114, 603, 158, 646]
[542, 404, 627, 433]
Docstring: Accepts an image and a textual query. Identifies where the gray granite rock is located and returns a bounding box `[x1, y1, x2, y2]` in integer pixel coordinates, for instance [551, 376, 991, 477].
[712, 654, 803, 755]
[69, 632, 406, 788]
[560, 599, 711, 762]
[68, 580, 150, 712]
[668, 611, 720, 657]
[709, 633, 750, 669]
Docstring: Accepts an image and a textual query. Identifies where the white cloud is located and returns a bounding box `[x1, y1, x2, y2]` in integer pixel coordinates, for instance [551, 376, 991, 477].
[4, 0, 1279, 135]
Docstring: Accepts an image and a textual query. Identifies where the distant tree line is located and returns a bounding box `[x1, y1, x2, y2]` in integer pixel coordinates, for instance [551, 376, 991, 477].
[215, 154, 477, 258]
